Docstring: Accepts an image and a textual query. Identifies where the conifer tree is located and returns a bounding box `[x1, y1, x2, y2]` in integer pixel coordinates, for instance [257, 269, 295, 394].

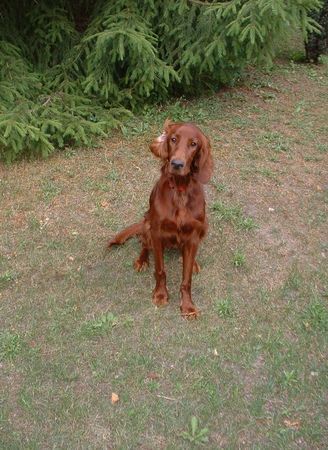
[0, 0, 322, 162]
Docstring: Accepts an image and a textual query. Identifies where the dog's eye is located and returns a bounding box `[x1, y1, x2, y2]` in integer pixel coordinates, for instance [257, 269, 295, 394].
[190, 141, 197, 147]
[171, 137, 177, 143]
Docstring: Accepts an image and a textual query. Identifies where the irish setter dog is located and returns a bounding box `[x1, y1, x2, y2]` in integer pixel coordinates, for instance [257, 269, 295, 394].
[108, 120, 213, 318]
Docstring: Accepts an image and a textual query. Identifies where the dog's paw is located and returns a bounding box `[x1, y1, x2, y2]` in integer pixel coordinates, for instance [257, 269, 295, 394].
[134, 258, 149, 272]
[180, 303, 200, 319]
[153, 290, 169, 307]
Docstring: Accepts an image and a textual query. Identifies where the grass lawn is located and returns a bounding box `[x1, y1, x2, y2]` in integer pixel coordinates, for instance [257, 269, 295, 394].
[1, 57, 327, 448]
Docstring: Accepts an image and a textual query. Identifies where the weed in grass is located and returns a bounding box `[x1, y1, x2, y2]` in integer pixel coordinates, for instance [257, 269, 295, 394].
[281, 369, 299, 390]
[316, 143, 328, 153]
[257, 168, 277, 179]
[192, 378, 220, 409]
[231, 115, 254, 129]
[45, 240, 64, 250]
[211, 200, 257, 231]
[0, 271, 16, 288]
[294, 100, 306, 114]
[167, 100, 212, 124]
[53, 364, 79, 382]
[281, 265, 303, 300]
[232, 249, 246, 267]
[238, 216, 258, 231]
[80, 312, 118, 338]
[64, 148, 77, 158]
[259, 332, 285, 355]
[180, 416, 209, 445]
[84, 177, 111, 192]
[249, 395, 266, 418]
[257, 288, 272, 305]
[215, 297, 235, 318]
[241, 166, 278, 182]
[0, 331, 23, 361]
[304, 155, 322, 162]
[101, 215, 121, 231]
[19, 388, 33, 412]
[306, 67, 321, 81]
[105, 169, 120, 182]
[212, 180, 227, 192]
[28, 215, 41, 231]
[145, 380, 160, 393]
[41, 179, 62, 203]
[256, 131, 291, 154]
[247, 150, 260, 160]
[122, 118, 151, 137]
[263, 91, 278, 101]
[302, 299, 328, 332]
[314, 210, 328, 225]
[211, 201, 241, 223]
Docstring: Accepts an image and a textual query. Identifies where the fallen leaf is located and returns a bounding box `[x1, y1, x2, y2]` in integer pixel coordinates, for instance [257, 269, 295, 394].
[283, 419, 300, 429]
[111, 392, 119, 404]
[147, 372, 160, 380]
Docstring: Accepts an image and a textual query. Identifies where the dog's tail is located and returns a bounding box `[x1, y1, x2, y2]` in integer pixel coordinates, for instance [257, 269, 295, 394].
[108, 221, 143, 248]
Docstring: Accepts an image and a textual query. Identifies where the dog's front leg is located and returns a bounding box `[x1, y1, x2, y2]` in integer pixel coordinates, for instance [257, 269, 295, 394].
[151, 234, 169, 307]
[180, 239, 200, 318]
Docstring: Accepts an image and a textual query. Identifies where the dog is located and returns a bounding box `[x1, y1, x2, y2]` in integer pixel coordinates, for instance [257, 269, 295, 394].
[108, 120, 213, 317]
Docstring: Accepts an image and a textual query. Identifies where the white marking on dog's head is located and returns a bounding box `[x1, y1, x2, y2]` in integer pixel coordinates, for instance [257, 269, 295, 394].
[157, 132, 166, 143]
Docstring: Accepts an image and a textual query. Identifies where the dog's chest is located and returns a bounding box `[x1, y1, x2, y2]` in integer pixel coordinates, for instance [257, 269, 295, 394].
[160, 191, 204, 243]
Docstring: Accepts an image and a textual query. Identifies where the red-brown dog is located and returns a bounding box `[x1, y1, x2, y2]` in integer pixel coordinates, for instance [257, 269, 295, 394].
[109, 120, 213, 317]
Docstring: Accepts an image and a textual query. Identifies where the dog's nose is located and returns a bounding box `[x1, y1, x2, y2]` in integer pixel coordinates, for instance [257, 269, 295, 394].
[171, 159, 184, 170]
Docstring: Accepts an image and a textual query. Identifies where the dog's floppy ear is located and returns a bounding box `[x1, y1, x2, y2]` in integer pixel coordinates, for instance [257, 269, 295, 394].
[149, 119, 172, 160]
[195, 134, 213, 184]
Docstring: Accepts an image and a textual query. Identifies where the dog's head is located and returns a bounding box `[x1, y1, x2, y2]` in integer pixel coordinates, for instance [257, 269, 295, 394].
[150, 119, 213, 184]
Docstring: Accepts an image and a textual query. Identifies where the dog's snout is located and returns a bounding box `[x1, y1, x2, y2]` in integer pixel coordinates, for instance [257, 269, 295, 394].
[171, 159, 184, 170]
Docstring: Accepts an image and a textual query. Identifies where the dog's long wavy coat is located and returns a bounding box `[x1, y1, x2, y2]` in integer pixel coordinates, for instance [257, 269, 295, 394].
[108, 120, 213, 317]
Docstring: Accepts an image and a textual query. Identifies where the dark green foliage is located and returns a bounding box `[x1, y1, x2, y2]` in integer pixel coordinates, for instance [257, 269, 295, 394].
[305, 0, 328, 62]
[0, 39, 128, 162]
[81, 2, 178, 107]
[0, 0, 322, 161]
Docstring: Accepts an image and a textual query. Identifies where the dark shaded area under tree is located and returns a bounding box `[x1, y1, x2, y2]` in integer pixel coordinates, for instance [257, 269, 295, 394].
[305, 0, 328, 62]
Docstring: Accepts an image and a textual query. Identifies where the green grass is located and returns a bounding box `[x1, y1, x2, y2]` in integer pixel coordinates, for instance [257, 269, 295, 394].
[180, 416, 209, 445]
[211, 200, 257, 231]
[0, 332, 24, 361]
[214, 297, 236, 318]
[0, 271, 16, 288]
[80, 312, 119, 337]
[41, 179, 62, 203]
[232, 249, 246, 267]
[0, 56, 327, 448]
[302, 299, 328, 332]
